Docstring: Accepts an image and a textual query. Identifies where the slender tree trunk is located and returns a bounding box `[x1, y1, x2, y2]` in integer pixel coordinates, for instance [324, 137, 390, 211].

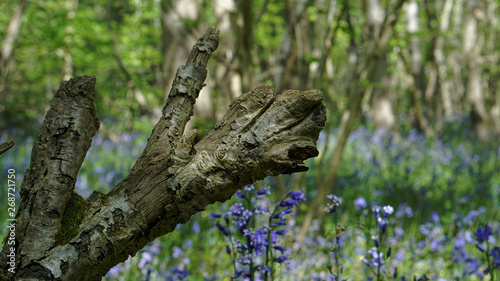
[371, 54, 395, 132]
[236, 0, 254, 92]
[106, 0, 147, 112]
[485, 0, 500, 135]
[0, 0, 28, 112]
[463, 0, 490, 139]
[433, 0, 454, 119]
[0, 0, 27, 77]
[62, 0, 77, 81]
[298, 0, 406, 241]
[274, 0, 308, 93]
[403, 0, 430, 135]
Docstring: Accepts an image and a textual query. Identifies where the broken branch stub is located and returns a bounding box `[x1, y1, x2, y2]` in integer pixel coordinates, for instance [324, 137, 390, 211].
[133, 27, 219, 170]
[167, 85, 326, 220]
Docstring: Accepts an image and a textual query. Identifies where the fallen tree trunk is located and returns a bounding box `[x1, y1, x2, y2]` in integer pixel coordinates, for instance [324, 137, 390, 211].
[0, 27, 325, 281]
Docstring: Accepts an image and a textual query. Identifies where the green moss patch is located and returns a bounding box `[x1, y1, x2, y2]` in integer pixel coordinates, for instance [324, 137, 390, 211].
[55, 192, 87, 245]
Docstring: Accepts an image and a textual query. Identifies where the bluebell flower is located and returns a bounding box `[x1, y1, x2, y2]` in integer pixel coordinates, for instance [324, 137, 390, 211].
[172, 246, 182, 258]
[430, 211, 440, 223]
[244, 184, 255, 191]
[354, 197, 367, 210]
[491, 246, 500, 267]
[367, 247, 384, 268]
[395, 203, 414, 218]
[464, 257, 482, 277]
[290, 190, 306, 202]
[255, 186, 270, 197]
[325, 194, 342, 213]
[172, 267, 189, 279]
[274, 229, 285, 235]
[216, 221, 229, 236]
[232, 270, 244, 279]
[149, 244, 161, 255]
[382, 205, 394, 216]
[280, 200, 299, 207]
[230, 202, 244, 216]
[234, 209, 252, 230]
[273, 255, 287, 263]
[183, 239, 193, 249]
[106, 264, 123, 277]
[209, 212, 221, 219]
[192, 221, 200, 234]
[257, 265, 271, 274]
[464, 208, 487, 226]
[138, 252, 153, 269]
[474, 225, 492, 244]
[270, 231, 278, 244]
[417, 274, 429, 281]
[235, 190, 247, 199]
[272, 220, 286, 227]
[273, 245, 286, 253]
[373, 205, 393, 234]
[254, 205, 269, 214]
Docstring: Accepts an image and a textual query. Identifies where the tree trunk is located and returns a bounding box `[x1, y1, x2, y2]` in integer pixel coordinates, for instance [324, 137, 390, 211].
[370, 54, 395, 132]
[402, 0, 430, 135]
[236, 0, 254, 92]
[0, 0, 28, 114]
[0, 28, 326, 281]
[433, 0, 454, 119]
[297, 0, 406, 241]
[463, 0, 490, 139]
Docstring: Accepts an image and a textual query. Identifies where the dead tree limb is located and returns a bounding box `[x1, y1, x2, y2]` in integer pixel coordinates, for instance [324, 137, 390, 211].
[0, 27, 325, 281]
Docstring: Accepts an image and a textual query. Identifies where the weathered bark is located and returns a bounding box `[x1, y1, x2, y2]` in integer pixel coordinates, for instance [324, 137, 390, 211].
[0, 28, 325, 281]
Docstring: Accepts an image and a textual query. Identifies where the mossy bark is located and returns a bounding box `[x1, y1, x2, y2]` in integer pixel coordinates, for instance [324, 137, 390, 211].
[0, 27, 325, 281]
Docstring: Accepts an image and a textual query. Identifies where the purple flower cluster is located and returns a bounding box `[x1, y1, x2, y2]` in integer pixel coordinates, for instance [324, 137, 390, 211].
[211, 185, 305, 280]
[373, 205, 394, 234]
[472, 224, 500, 279]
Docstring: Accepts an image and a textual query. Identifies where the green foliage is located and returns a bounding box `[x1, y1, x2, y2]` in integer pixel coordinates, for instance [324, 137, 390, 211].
[1, 123, 498, 279]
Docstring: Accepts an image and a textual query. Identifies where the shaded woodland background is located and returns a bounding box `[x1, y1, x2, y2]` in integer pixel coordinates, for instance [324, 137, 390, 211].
[1, 0, 498, 138]
[1, 0, 499, 280]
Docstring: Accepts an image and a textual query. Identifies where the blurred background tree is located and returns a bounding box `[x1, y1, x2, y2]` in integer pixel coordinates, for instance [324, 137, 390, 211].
[1, 0, 498, 137]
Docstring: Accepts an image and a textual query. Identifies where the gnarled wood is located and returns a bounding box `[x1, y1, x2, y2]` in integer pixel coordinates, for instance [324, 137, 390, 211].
[0, 27, 325, 281]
